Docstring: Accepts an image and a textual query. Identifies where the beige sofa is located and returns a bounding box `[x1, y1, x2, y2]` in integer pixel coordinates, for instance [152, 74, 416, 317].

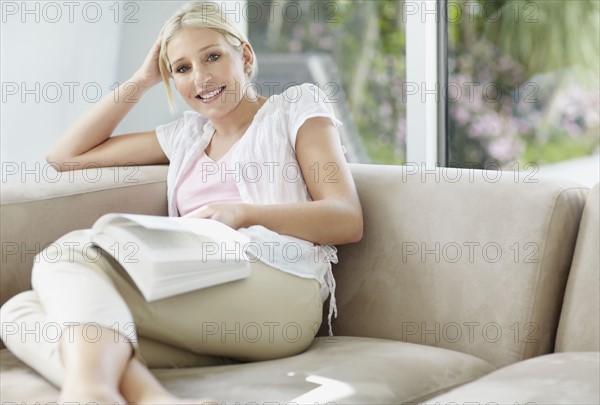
[1, 163, 598, 404]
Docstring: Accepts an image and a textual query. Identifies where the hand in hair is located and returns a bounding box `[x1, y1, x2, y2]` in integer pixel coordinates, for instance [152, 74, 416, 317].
[132, 27, 165, 89]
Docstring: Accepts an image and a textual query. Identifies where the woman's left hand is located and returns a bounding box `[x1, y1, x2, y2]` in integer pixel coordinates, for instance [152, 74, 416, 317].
[183, 203, 250, 229]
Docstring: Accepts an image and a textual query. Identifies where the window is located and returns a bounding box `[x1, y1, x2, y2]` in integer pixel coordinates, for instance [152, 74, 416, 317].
[247, 0, 407, 164]
[447, 0, 600, 183]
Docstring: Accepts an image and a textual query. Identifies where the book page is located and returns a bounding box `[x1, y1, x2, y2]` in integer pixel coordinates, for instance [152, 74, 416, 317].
[93, 214, 249, 244]
[171, 217, 250, 245]
[94, 214, 185, 232]
[92, 214, 250, 262]
[117, 224, 208, 251]
[90, 214, 253, 301]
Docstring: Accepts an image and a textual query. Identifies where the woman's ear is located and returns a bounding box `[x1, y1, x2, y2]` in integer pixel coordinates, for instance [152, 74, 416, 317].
[241, 42, 254, 70]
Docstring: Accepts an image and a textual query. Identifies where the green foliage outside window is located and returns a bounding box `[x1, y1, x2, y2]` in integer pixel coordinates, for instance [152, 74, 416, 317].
[248, 0, 407, 164]
[249, 0, 600, 167]
[448, 0, 600, 168]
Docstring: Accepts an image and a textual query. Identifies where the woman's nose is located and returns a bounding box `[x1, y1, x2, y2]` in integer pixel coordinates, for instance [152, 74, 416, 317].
[193, 68, 212, 88]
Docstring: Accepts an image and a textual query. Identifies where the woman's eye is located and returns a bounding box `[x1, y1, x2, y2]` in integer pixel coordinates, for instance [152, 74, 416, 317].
[176, 65, 190, 74]
[207, 53, 220, 62]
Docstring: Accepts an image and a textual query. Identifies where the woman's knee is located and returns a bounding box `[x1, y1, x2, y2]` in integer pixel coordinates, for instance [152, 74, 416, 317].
[0, 290, 41, 344]
[35, 229, 96, 263]
[31, 229, 109, 287]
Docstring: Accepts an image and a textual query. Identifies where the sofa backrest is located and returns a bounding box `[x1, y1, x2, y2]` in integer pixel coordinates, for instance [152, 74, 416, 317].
[555, 184, 600, 352]
[331, 164, 589, 368]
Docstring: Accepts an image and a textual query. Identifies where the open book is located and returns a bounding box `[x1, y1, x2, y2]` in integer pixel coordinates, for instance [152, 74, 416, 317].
[90, 213, 252, 301]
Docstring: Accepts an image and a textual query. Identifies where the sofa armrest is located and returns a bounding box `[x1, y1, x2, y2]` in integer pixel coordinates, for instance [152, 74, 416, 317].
[0, 165, 169, 308]
[556, 184, 600, 352]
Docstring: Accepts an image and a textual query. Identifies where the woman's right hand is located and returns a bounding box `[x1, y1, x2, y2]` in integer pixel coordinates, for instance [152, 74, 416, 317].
[131, 30, 164, 89]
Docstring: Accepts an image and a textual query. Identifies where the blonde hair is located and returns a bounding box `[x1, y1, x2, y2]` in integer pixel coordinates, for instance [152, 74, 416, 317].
[158, 0, 258, 111]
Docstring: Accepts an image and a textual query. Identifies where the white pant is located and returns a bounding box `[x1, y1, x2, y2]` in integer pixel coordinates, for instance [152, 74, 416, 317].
[0, 230, 323, 387]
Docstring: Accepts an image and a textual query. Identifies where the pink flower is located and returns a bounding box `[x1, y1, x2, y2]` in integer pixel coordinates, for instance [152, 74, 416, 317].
[488, 137, 514, 161]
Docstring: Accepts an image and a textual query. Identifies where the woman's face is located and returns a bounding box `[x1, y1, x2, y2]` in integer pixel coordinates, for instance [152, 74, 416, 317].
[166, 27, 251, 118]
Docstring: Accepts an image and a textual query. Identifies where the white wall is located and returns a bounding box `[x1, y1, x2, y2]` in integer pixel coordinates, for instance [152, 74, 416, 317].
[1, 0, 124, 166]
[1, 0, 245, 169]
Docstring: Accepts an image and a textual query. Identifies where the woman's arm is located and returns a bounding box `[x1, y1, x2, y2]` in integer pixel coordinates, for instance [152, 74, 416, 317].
[47, 33, 169, 171]
[189, 117, 363, 246]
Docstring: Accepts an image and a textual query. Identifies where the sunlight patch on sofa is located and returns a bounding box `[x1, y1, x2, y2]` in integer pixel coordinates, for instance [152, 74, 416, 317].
[289, 374, 355, 403]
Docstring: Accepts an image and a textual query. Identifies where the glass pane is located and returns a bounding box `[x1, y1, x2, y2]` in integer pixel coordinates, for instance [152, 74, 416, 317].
[247, 0, 407, 164]
[447, 0, 600, 185]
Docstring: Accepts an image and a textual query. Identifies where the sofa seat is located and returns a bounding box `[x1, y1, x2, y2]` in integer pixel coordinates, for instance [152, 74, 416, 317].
[0, 336, 495, 404]
[426, 352, 600, 404]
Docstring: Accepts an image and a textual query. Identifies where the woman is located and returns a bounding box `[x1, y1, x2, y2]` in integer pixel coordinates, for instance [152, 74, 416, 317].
[0, 1, 362, 403]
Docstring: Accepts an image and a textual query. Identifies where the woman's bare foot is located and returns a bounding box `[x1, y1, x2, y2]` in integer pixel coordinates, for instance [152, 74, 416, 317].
[119, 358, 218, 404]
[58, 325, 133, 404]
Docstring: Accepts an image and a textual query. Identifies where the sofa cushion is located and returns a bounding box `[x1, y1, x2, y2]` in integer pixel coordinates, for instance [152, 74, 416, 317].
[556, 184, 600, 352]
[0, 336, 494, 404]
[425, 352, 600, 404]
[331, 164, 589, 368]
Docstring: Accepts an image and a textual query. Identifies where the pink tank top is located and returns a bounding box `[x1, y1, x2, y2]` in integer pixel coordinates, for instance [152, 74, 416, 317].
[176, 140, 242, 217]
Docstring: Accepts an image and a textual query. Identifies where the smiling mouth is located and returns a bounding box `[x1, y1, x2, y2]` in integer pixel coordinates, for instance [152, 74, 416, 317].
[196, 86, 225, 100]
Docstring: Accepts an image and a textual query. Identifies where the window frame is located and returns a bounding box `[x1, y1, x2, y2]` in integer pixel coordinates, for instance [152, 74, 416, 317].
[405, 0, 447, 168]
